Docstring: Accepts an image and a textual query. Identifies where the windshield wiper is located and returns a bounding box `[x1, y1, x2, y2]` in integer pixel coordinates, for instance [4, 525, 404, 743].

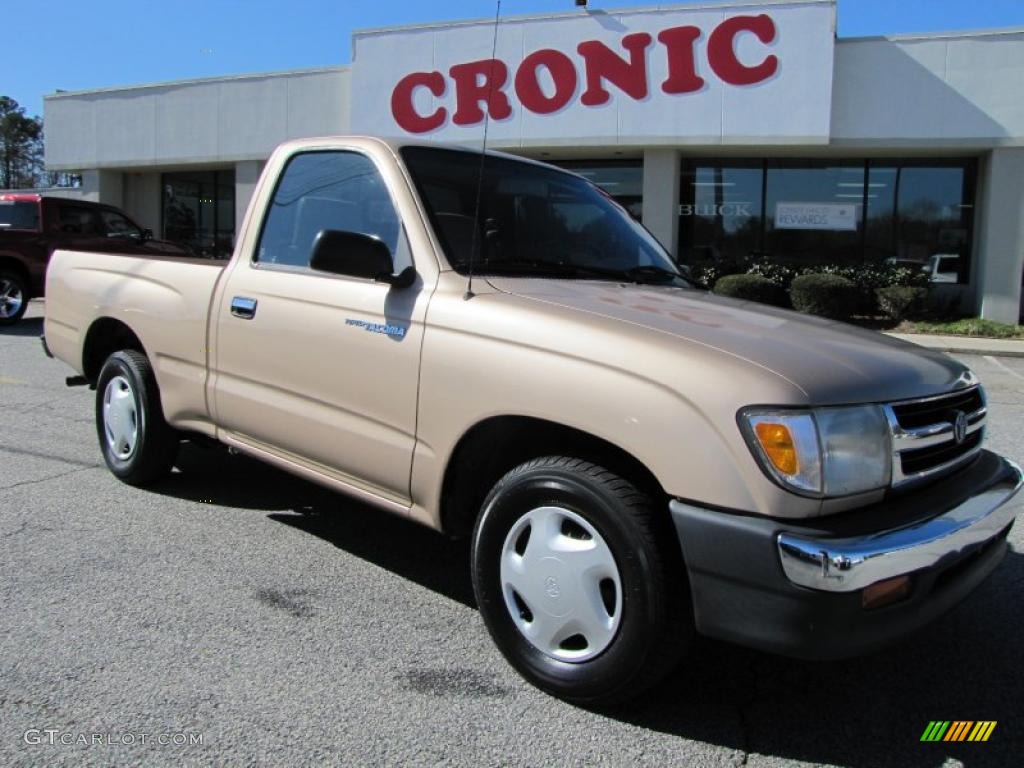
[620, 265, 684, 284]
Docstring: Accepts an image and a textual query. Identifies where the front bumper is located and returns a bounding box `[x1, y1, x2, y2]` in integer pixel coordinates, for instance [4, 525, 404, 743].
[669, 450, 1022, 659]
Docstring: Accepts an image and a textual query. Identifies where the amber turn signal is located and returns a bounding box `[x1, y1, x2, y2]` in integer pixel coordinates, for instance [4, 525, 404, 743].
[754, 422, 799, 475]
[861, 575, 911, 610]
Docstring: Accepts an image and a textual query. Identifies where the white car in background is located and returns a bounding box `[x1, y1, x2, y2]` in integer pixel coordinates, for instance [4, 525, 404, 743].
[924, 254, 961, 283]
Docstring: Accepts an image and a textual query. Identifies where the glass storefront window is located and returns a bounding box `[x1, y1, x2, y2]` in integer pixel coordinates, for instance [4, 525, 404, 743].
[679, 161, 763, 269]
[162, 170, 236, 258]
[873, 161, 976, 284]
[557, 161, 643, 220]
[677, 158, 977, 285]
[764, 161, 865, 266]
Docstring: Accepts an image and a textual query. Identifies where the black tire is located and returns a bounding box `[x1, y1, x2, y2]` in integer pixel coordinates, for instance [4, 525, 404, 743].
[95, 349, 179, 486]
[471, 456, 692, 707]
[0, 269, 29, 326]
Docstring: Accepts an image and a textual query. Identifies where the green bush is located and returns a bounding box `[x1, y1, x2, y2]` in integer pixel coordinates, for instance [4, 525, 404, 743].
[690, 259, 929, 309]
[790, 273, 860, 320]
[712, 274, 788, 307]
[690, 259, 745, 290]
[876, 286, 928, 321]
[745, 261, 799, 288]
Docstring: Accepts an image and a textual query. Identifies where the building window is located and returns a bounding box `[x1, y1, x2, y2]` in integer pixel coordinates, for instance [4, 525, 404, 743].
[162, 170, 235, 258]
[556, 161, 643, 220]
[678, 158, 977, 285]
[868, 160, 977, 284]
[679, 160, 763, 268]
[764, 160, 865, 266]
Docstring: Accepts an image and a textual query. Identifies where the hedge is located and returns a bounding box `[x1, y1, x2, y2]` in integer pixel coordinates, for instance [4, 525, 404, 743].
[712, 274, 788, 307]
[790, 273, 860, 320]
[876, 286, 928, 321]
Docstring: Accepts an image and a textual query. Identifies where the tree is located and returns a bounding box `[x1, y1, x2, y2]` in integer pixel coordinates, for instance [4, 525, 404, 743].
[0, 95, 44, 189]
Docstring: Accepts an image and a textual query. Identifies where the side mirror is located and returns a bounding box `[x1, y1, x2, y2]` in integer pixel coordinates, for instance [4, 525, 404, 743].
[310, 229, 415, 288]
[142, 228, 154, 241]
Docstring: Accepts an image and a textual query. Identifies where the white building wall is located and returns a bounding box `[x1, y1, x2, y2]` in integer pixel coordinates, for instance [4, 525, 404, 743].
[122, 172, 162, 233]
[642, 149, 681, 257]
[79, 170, 123, 206]
[832, 31, 1024, 146]
[976, 148, 1024, 323]
[45, 67, 351, 171]
[235, 161, 265, 238]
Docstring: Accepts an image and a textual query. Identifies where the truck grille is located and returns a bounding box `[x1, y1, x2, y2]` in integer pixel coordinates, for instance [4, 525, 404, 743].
[884, 386, 986, 488]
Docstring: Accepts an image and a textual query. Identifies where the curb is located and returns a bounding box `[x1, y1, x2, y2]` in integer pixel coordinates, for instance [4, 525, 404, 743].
[884, 332, 1024, 358]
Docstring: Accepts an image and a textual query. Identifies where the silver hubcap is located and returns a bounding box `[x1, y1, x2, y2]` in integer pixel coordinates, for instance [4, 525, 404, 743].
[500, 506, 622, 662]
[0, 279, 24, 319]
[103, 375, 138, 460]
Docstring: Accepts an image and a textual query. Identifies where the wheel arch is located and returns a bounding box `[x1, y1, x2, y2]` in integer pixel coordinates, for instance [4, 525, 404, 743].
[82, 317, 147, 385]
[0, 255, 32, 297]
[439, 415, 668, 539]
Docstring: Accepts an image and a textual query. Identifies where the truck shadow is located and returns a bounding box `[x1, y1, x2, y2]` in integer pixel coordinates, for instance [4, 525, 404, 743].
[154, 442, 475, 607]
[157, 442, 1020, 768]
[0, 317, 44, 337]
[619, 554, 1023, 768]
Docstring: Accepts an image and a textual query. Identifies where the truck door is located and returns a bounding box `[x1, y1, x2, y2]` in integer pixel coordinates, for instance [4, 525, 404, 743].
[211, 149, 429, 505]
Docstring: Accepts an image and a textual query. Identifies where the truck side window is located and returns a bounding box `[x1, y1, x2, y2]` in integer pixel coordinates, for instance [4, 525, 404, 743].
[99, 210, 143, 239]
[58, 205, 101, 236]
[256, 151, 405, 270]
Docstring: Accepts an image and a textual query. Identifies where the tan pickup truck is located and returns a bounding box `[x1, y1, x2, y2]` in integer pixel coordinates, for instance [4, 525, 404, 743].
[43, 137, 1022, 705]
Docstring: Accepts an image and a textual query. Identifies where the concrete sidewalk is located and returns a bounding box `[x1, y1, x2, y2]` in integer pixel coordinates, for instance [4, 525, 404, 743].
[885, 332, 1024, 358]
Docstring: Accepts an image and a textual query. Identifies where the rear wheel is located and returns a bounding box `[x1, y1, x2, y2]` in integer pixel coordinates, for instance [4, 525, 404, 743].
[471, 456, 692, 707]
[0, 270, 28, 326]
[95, 350, 179, 485]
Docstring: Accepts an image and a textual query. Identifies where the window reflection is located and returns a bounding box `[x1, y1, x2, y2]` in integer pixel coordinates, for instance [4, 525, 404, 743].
[557, 161, 643, 221]
[679, 161, 763, 268]
[161, 170, 236, 258]
[764, 161, 864, 265]
[677, 158, 977, 285]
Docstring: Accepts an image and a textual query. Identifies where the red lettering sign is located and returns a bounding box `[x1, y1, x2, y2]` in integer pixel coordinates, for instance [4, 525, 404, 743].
[658, 26, 705, 94]
[515, 49, 577, 114]
[708, 14, 779, 85]
[449, 59, 513, 126]
[391, 72, 447, 133]
[577, 33, 653, 106]
[389, 14, 779, 134]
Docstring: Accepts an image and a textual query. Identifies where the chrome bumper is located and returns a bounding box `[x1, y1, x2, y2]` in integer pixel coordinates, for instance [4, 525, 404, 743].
[777, 459, 1023, 592]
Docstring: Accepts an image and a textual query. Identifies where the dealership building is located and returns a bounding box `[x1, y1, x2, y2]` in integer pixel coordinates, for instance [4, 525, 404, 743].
[41, 0, 1024, 322]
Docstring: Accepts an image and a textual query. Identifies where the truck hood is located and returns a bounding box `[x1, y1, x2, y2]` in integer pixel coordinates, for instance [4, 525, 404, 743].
[486, 278, 971, 406]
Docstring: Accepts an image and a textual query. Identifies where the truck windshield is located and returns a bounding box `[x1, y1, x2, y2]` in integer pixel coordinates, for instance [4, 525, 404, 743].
[401, 146, 687, 286]
[0, 201, 40, 231]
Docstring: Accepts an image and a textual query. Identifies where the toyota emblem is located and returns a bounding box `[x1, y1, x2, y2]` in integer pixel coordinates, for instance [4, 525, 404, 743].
[953, 411, 968, 444]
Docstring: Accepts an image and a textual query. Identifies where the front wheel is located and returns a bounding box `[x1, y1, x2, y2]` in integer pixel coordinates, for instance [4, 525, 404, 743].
[95, 350, 179, 486]
[471, 456, 692, 707]
[0, 270, 29, 326]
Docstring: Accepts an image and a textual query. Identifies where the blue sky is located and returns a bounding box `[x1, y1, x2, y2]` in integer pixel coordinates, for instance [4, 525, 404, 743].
[6, 0, 1024, 118]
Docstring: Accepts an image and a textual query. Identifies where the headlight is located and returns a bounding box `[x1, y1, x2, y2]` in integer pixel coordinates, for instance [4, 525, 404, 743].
[740, 406, 891, 497]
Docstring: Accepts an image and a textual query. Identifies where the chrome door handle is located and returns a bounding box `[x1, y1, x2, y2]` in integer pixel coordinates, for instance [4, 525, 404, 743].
[230, 296, 257, 319]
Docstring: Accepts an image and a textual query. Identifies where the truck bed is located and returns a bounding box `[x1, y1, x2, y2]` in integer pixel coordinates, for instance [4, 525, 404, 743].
[45, 249, 227, 433]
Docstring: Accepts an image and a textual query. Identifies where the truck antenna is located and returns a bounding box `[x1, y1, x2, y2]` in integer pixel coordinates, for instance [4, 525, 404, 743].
[465, 0, 502, 300]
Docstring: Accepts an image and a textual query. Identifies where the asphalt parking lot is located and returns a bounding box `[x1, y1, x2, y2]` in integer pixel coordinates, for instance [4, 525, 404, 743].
[2, 301, 1022, 768]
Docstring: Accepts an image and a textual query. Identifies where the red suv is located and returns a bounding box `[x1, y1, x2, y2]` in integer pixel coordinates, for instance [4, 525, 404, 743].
[0, 194, 192, 325]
